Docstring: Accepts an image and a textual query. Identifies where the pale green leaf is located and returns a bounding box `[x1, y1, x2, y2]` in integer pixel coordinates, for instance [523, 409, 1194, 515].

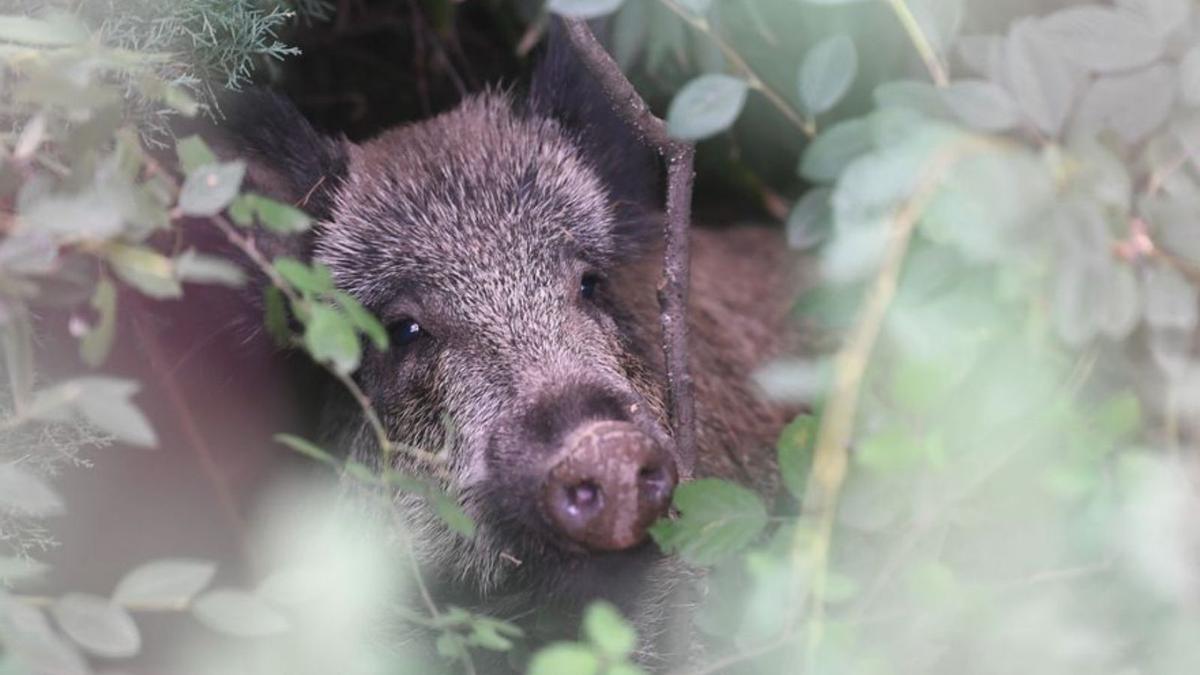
[546, 0, 625, 19]
[0, 463, 64, 516]
[112, 559, 217, 608]
[192, 589, 289, 637]
[1039, 5, 1163, 73]
[175, 249, 246, 288]
[178, 162, 246, 217]
[798, 34, 858, 115]
[649, 478, 768, 566]
[303, 304, 361, 374]
[51, 593, 141, 658]
[799, 118, 873, 183]
[666, 74, 750, 141]
[527, 643, 600, 675]
[582, 601, 636, 659]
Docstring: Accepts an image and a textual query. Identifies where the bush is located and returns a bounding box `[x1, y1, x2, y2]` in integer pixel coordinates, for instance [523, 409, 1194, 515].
[3, 1, 1200, 674]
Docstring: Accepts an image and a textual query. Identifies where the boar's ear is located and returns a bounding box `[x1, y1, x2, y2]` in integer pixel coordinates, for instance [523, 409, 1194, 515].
[529, 19, 662, 215]
[204, 90, 351, 258]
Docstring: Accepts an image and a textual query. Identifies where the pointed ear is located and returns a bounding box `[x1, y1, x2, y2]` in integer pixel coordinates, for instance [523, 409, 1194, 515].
[529, 19, 661, 212]
[209, 90, 350, 229]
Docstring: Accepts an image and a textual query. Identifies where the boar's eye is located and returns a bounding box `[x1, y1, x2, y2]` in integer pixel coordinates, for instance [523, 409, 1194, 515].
[391, 318, 424, 347]
[580, 272, 602, 301]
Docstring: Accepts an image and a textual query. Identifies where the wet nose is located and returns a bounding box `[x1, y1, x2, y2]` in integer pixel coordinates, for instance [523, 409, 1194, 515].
[542, 420, 677, 551]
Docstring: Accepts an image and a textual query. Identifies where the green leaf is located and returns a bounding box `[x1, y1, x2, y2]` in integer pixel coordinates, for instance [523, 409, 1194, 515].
[263, 286, 292, 346]
[178, 162, 246, 217]
[777, 414, 816, 501]
[649, 479, 768, 566]
[941, 79, 1019, 132]
[799, 117, 874, 183]
[1039, 5, 1163, 73]
[1006, 18, 1080, 136]
[175, 249, 247, 287]
[1076, 64, 1175, 145]
[192, 589, 289, 637]
[105, 243, 182, 299]
[274, 258, 335, 295]
[0, 463, 64, 516]
[274, 433, 339, 467]
[333, 291, 388, 351]
[303, 304, 362, 374]
[429, 491, 476, 539]
[798, 34, 858, 116]
[857, 428, 938, 472]
[787, 188, 833, 250]
[527, 642, 600, 675]
[51, 593, 141, 658]
[873, 80, 952, 118]
[163, 86, 200, 117]
[0, 603, 89, 675]
[175, 136, 217, 175]
[79, 278, 117, 368]
[228, 195, 256, 227]
[0, 14, 88, 46]
[666, 74, 750, 141]
[112, 559, 217, 609]
[251, 194, 312, 233]
[546, 0, 625, 19]
[582, 601, 637, 659]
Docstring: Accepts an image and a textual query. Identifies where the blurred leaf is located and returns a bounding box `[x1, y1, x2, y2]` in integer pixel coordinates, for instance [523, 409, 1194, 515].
[51, 593, 141, 658]
[251, 194, 312, 233]
[79, 278, 117, 368]
[0, 603, 89, 675]
[777, 413, 816, 501]
[666, 74, 750, 141]
[274, 258, 335, 295]
[105, 244, 182, 299]
[787, 188, 833, 250]
[1076, 64, 1175, 145]
[274, 433, 339, 467]
[0, 463, 64, 516]
[228, 194, 255, 227]
[800, 118, 874, 184]
[303, 304, 361, 375]
[178, 161, 246, 217]
[175, 249, 246, 287]
[527, 643, 600, 675]
[333, 291, 388, 351]
[429, 491, 476, 540]
[941, 79, 1019, 132]
[1143, 261, 1197, 331]
[29, 377, 157, 447]
[192, 589, 289, 637]
[163, 85, 199, 117]
[650, 479, 768, 566]
[546, 0, 625, 19]
[263, 286, 291, 346]
[1180, 45, 1200, 107]
[857, 427, 938, 472]
[175, 135, 217, 175]
[0, 14, 87, 46]
[1039, 5, 1163, 73]
[0, 556, 48, 581]
[873, 80, 952, 119]
[798, 34, 858, 116]
[1006, 18, 1080, 136]
[112, 559, 217, 609]
[1094, 392, 1142, 443]
[1117, 0, 1191, 36]
[0, 231, 57, 276]
[909, 0, 965, 57]
[582, 602, 636, 659]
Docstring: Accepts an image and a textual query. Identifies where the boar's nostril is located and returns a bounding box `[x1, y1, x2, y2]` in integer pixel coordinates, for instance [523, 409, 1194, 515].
[542, 420, 678, 552]
[564, 480, 603, 517]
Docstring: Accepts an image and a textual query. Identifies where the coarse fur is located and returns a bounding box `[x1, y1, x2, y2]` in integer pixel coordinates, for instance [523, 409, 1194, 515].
[221, 29, 799, 672]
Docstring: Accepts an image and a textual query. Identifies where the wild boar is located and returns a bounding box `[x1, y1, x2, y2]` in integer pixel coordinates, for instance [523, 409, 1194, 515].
[219, 26, 799, 671]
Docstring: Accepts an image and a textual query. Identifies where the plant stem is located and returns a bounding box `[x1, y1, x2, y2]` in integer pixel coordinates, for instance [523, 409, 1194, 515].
[657, 0, 814, 137]
[885, 0, 950, 87]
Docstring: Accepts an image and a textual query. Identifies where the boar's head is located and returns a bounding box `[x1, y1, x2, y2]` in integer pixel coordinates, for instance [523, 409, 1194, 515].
[224, 30, 684, 606]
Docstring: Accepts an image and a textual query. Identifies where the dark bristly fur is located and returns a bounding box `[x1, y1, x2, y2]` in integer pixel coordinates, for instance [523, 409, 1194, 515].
[220, 30, 799, 672]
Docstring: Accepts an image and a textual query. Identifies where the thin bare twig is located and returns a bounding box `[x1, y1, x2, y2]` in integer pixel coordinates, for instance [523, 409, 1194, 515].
[560, 19, 698, 480]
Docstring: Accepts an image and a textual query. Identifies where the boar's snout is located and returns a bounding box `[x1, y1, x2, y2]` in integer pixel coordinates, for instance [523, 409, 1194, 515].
[542, 420, 677, 551]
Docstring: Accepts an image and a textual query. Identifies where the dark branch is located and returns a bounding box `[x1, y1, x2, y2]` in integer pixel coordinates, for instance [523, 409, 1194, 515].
[559, 19, 697, 480]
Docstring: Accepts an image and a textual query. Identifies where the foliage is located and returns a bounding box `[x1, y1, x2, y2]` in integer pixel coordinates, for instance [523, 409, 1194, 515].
[3, 0, 1200, 674]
